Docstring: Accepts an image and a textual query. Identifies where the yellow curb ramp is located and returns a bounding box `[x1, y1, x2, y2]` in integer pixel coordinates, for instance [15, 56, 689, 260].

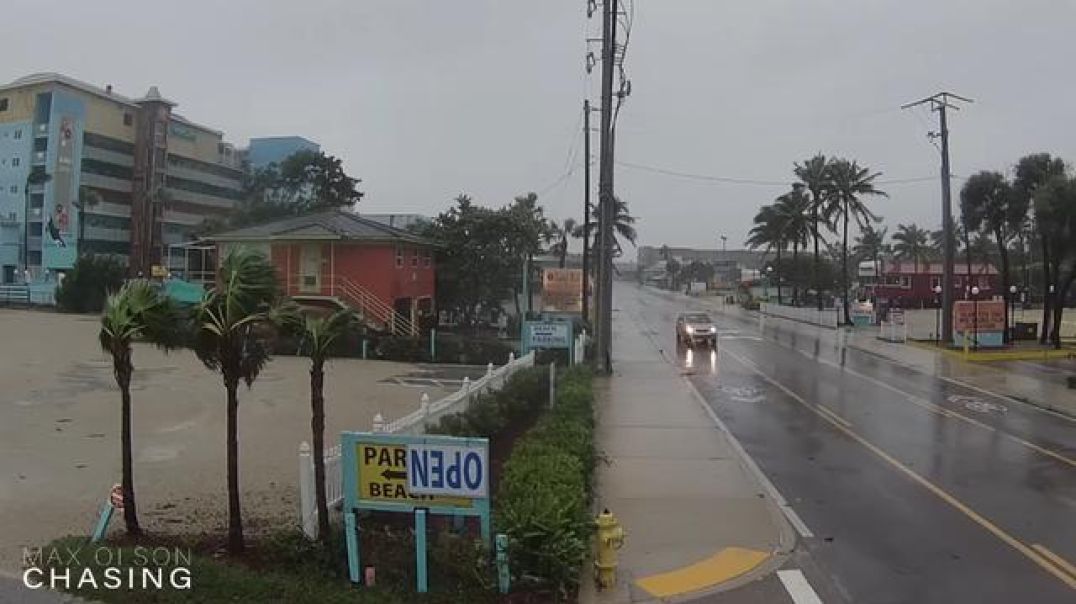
[634, 547, 770, 599]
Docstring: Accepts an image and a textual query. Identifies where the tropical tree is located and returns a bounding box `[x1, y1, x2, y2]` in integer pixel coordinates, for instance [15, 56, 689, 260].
[746, 205, 786, 303]
[1014, 153, 1068, 343]
[829, 159, 887, 324]
[665, 258, 681, 290]
[505, 193, 552, 317]
[550, 217, 578, 268]
[794, 155, 835, 306]
[99, 281, 184, 536]
[960, 171, 1028, 341]
[192, 248, 286, 553]
[1032, 173, 1076, 347]
[295, 308, 357, 542]
[854, 224, 889, 296]
[891, 224, 932, 273]
[774, 186, 812, 304]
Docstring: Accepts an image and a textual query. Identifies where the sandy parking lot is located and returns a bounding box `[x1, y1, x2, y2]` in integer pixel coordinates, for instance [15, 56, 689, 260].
[0, 308, 479, 571]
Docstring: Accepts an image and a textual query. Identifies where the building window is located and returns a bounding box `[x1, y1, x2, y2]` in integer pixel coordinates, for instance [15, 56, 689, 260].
[13, 129, 21, 140]
[395, 246, 403, 268]
[411, 248, 419, 268]
[423, 249, 431, 268]
[11, 157, 19, 167]
[8, 185, 16, 194]
[901, 276, 911, 288]
[123, 113, 133, 126]
[0, 98, 8, 112]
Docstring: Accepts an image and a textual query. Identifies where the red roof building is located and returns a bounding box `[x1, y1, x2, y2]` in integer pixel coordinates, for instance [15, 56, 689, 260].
[207, 209, 437, 335]
[866, 260, 1000, 308]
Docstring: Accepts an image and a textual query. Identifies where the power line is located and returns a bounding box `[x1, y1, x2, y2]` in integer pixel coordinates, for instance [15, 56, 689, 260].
[615, 160, 950, 186]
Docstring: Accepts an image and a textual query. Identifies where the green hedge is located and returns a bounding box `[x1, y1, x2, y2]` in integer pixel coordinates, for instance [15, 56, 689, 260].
[495, 366, 595, 599]
[273, 328, 516, 366]
[55, 254, 126, 313]
[426, 365, 549, 438]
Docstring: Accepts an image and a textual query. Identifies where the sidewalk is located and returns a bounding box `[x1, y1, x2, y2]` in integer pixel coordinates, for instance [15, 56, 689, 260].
[581, 302, 793, 602]
[691, 295, 1076, 419]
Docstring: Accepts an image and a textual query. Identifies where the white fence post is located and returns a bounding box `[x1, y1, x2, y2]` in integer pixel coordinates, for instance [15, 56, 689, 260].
[299, 441, 316, 540]
[487, 362, 494, 377]
[372, 413, 385, 433]
[549, 361, 556, 408]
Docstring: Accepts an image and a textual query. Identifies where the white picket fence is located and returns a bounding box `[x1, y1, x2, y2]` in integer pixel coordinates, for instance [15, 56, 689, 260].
[298, 350, 535, 539]
[760, 303, 840, 329]
[573, 330, 588, 365]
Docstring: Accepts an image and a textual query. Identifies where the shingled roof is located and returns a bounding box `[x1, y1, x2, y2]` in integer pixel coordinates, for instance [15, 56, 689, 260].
[204, 209, 435, 246]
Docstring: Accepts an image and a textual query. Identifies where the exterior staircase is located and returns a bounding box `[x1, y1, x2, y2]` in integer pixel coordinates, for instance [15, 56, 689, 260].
[288, 275, 416, 336]
[0, 284, 31, 306]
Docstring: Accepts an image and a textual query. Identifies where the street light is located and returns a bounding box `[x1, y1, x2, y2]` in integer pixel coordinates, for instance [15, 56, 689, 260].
[766, 265, 774, 301]
[1009, 284, 1018, 343]
[933, 285, 943, 346]
[971, 285, 981, 351]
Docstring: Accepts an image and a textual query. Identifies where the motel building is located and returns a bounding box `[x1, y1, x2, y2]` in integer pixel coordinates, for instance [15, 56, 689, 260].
[205, 209, 437, 336]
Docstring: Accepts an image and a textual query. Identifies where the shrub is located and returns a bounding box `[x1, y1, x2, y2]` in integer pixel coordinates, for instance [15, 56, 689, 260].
[494, 366, 595, 599]
[426, 365, 549, 437]
[55, 255, 126, 313]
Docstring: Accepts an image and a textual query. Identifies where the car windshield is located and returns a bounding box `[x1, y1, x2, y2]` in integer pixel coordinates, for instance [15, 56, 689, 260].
[685, 314, 712, 323]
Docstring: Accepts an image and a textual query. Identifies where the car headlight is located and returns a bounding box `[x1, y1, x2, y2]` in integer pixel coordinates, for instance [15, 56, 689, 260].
[686, 326, 694, 334]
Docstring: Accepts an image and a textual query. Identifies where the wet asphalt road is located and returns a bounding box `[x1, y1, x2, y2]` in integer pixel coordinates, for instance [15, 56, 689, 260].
[621, 284, 1076, 603]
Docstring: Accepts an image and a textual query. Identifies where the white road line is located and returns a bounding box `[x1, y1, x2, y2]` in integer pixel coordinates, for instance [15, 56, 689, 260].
[685, 373, 814, 540]
[778, 569, 825, 604]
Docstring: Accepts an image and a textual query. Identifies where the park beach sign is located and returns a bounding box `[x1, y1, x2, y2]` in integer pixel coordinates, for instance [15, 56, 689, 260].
[340, 432, 490, 593]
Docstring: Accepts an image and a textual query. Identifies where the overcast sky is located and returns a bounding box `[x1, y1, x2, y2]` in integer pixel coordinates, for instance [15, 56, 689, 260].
[8, 0, 1076, 253]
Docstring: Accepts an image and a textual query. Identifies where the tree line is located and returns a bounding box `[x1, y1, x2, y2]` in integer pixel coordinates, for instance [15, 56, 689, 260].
[746, 152, 1076, 347]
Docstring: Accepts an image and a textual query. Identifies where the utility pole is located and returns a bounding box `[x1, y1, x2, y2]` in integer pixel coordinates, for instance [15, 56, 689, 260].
[595, 0, 618, 373]
[582, 99, 592, 324]
[901, 92, 972, 345]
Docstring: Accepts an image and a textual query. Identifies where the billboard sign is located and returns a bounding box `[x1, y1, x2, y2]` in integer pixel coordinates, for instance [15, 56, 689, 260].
[43, 115, 80, 269]
[953, 300, 1005, 332]
[541, 268, 583, 313]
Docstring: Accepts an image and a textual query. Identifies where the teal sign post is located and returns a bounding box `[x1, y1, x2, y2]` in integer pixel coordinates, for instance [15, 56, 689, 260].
[521, 319, 573, 363]
[340, 432, 491, 592]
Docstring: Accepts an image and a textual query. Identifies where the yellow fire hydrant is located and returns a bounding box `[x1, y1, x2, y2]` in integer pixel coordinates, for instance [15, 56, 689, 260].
[594, 508, 625, 590]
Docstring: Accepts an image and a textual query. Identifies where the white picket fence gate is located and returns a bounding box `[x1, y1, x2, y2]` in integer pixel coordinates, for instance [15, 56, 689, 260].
[878, 320, 908, 343]
[760, 303, 840, 329]
[298, 350, 535, 539]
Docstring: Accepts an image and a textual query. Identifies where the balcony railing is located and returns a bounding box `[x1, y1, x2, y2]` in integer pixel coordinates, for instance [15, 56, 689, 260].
[32, 151, 46, 165]
[34, 123, 48, 137]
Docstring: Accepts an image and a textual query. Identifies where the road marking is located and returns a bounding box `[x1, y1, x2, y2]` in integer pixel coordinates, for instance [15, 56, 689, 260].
[686, 372, 813, 540]
[1032, 544, 1076, 582]
[777, 569, 824, 604]
[748, 339, 1076, 468]
[721, 346, 1076, 591]
[635, 547, 770, 598]
[816, 404, 852, 428]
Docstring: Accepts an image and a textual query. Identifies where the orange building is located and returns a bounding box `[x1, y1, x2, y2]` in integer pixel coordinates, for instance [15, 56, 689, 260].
[207, 209, 436, 335]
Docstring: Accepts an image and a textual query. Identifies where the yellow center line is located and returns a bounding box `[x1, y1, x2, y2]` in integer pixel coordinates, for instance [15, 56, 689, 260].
[816, 404, 852, 427]
[1033, 544, 1076, 582]
[721, 347, 1076, 591]
[799, 347, 1076, 467]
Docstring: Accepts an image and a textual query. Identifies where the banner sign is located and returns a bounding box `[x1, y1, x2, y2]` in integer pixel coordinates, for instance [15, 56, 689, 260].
[953, 300, 1005, 332]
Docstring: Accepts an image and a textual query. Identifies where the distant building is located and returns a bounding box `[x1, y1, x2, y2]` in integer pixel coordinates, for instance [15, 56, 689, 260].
[0, 72, 244, 282]
[636, 246, 765, 289]
[244, 136, 320, 169]
[868, 260, 1000, 308]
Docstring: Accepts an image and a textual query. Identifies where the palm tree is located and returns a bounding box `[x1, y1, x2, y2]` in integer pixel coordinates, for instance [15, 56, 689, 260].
[295, 308, 356, 542]
[854, 224, 888, 281]
[794, 155, 834, 307]
[1014, 154, 1067, 343]
[746, 205, 787, 303]
[891, 224, 931, 273]
[551, 218, 578, 268]
[960, 171, 1028, 341]
[99, 281, 184, 536]
[829, 159, 887, 324]
[192, 248, 285, 554]
[583, 196, 638, 254]
[774, 186, 811, 305]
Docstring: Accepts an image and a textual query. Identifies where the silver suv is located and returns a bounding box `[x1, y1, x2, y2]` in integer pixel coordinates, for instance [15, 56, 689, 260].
[675, 312, 717, 348]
